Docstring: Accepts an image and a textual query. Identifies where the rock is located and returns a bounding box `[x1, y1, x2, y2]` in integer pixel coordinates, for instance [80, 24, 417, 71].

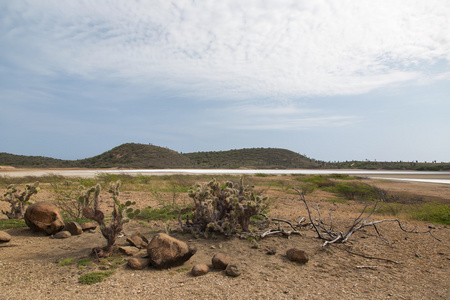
[212, 253, 230, 270]
[127, 257, 149, 270]
[191, 264, 209, 276]
[53, 231, 71, 239]
[81, 222, 97, 231]
[127, 232, 148, 249]
[119, 246, 140, 256]
[225, 263, 241, 277]
[0, 231, 12, 243]
[147, 233, 197, 269]
[65, 221, 82, 235]
[286, 248, 309, 264]
[24, 202, 65, 235]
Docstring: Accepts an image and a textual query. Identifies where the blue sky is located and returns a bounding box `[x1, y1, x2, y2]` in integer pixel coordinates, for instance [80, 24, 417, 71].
[1, 0, 449, 162]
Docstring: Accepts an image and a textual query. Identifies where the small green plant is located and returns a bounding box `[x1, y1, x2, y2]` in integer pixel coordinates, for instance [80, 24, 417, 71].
[58, 258, 74, 266]
[1, 182, 40, 219]
[78, 270, 114, 285]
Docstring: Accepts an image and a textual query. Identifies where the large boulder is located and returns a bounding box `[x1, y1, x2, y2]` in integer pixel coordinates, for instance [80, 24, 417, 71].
[24, 202, 64, 235]
[147, 233, 197, 269]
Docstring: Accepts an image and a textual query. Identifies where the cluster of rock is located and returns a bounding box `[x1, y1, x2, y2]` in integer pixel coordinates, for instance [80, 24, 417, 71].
[24, 201, 97, 238]
[126, 233, 197, 270]
[191, 253, 241, 277]
[124, 232, 242, 277]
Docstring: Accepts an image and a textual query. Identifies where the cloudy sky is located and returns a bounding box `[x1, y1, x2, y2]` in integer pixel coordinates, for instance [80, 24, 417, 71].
[1, 0, 449, 163]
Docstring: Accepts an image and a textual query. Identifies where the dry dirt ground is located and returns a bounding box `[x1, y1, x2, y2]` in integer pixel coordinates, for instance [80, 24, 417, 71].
[0, 172, 449, 299]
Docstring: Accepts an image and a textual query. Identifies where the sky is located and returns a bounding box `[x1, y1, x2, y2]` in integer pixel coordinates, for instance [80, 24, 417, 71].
[1, 0, 449, 163]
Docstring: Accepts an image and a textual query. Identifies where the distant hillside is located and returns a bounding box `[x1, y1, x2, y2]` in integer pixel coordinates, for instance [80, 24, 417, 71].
[1, 143, 448, 170]
[0, 152, 74, 168]
[184, 148, 320, 169]
[77, 143, 193, 168]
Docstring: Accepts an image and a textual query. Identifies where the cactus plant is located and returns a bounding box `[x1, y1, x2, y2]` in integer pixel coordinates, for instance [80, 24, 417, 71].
[81, 181, 140, 257]
[1, 182, 40, 219]
[179, 177, 268, 236]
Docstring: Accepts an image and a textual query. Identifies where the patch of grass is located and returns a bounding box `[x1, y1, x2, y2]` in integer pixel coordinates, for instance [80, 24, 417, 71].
[78, 270, 114, 285]
[326, 182, 383, 201]
[0, 219, 26, 230]
[176, 267, 191, 273]
[77, 258, 91, 269]
[297, 175, 334, 188]
[97, 257, 126, 270]
[58, 258, 75, 266]
[328, 174, 354, 180]
[372, 203, 407, 217]
[410, 203, 450, 225]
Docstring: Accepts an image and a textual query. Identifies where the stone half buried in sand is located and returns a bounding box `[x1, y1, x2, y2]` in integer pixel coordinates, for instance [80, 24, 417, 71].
[24, 201, 65, 235]
[147, 233, 197, 269]
[0, 231, 12, 243]
[286, 248, 309, 264]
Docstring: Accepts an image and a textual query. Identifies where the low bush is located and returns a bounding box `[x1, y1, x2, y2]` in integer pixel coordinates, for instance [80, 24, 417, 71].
[410, 203, 450, 225]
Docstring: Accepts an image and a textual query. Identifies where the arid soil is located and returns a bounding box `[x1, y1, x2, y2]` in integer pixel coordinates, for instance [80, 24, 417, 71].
[0, 172, 449, 299]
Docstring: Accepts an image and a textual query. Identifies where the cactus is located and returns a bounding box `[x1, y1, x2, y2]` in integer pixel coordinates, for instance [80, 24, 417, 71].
[1, 182, 40, 219]
[179, 177, 268, 236]
[81, 181, 140, 257]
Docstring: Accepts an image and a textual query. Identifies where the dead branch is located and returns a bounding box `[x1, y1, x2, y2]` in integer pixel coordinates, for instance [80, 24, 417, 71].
[293, 188, 442, 246]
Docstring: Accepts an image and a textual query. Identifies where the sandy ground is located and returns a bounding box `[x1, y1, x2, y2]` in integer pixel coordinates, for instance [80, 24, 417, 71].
[0, 171, 449, 299]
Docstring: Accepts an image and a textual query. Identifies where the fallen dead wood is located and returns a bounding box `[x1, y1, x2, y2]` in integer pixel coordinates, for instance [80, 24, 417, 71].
[293, 188, 442, 246]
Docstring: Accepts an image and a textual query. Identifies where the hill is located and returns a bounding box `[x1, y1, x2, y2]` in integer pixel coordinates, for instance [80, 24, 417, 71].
[0, 153, 74, 168]
[76, 143, 193, 169]
[0, 144, 319, 169]
[185, 148, 320, 169]
[1, 143, 448, 170]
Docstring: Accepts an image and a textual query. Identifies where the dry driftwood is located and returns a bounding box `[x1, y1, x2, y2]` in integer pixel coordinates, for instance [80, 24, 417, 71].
[293, 188, 441, 246]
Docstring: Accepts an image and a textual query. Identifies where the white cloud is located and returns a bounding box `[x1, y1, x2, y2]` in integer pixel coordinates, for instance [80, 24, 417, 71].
[1, 0, 449, 100]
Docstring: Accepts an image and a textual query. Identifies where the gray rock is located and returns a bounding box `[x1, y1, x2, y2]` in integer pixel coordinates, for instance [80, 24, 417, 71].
[65, 221, 82, 235]
[191, 264, 209, 276]
[80, 222, 97, 231]
[212, 253, 230, 270]
[53, 231, 71, 239]
[119, 246, 140, 256]
[147, 233, 197, 269]
[225, 263, 241, 277]
[127, 232, 148, 249]
[0, 231, 12, 243]
[24, 202, 64, 235]
[127, 257, 149, 270]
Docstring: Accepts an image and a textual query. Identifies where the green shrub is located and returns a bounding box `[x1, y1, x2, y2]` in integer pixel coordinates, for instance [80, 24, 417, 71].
[328, 182, 383, 201]
[410, 203, 450, 225]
